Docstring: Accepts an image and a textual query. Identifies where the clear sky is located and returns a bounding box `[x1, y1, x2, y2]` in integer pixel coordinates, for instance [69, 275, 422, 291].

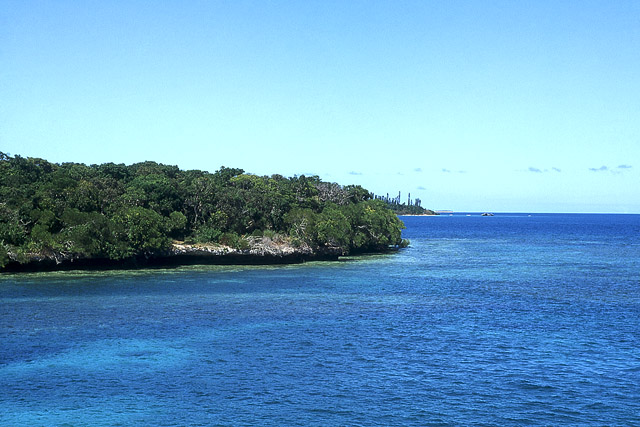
[2, 1, 639, 213]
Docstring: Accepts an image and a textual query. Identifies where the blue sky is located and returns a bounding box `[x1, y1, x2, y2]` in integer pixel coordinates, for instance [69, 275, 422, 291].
[1, 1, 639, 213]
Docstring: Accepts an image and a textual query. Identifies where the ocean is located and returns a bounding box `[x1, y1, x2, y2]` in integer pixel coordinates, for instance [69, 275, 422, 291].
[1, 213, 639, 426]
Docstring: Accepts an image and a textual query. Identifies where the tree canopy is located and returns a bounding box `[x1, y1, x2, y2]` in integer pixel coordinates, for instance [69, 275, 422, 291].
[0, 153, 407, 269]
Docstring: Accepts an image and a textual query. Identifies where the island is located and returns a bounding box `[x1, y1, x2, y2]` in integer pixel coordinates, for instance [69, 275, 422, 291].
[0, 152, 411, 272]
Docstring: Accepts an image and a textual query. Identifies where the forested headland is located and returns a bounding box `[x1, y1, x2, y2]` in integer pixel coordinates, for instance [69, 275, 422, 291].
[376, 191, 437, 216]
[0, 153, 410, 271]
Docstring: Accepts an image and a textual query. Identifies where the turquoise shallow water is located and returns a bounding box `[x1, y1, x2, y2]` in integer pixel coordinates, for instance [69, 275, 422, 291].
[1, 213, 639, 426]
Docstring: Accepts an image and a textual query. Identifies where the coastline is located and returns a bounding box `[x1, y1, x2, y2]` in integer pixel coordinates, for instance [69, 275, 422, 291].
[1, 238, 400, 273]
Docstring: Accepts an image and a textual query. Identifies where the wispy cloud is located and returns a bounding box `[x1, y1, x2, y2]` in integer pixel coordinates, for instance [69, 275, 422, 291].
[527, 166, 562, 173]
[348, 171, 362, 175]
[442, 168, 466, 174]
[589, 166, 609, 172]
[414, 167, 422, 173]
[588, 165, 632, 174]
[417, 186, 426, 190]
[442, 168, 451, 173]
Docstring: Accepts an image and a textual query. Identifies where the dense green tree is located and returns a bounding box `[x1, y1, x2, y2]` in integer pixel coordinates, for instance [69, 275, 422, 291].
[167, 211, 188, 239]
[316, 204, 351, 249]
[0, 152, 411, 269]
[114, 206, 171, 256]
[0, 204, 28, 246]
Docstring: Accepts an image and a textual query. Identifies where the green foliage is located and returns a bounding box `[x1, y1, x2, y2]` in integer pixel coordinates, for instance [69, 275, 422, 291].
[0, 244, 9, 268]
[0, 152, 409, 269]
[219, 231, 250, 250]
[58, 209, 124, 258]
[345, 185, 372, 203]
[237, 237, 251, 251]
[262, 229, 277, 239]
[285, 208, 317, 243]
[114, 206, 171, 255]
[167, 211, 188, 239]
[342, 199, 405, 252]
[126, 174, 181, 215]
[193, 226, 223, 244]
[316, 204, 351, 248]
[386, 203, 436, 215]
[29, 223, 55, 251]
[0, 204, 27, 246]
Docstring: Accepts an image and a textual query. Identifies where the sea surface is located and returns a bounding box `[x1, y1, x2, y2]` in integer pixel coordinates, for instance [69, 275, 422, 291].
[1, 213, 639, 426]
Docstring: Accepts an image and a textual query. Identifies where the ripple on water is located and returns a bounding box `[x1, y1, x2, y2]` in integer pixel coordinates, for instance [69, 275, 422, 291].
[1, 214, 640, 425]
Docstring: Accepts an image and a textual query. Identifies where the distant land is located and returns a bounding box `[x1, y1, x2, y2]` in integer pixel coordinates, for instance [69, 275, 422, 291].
[0, 152, 413, 272]
[373, 191, 437, 216]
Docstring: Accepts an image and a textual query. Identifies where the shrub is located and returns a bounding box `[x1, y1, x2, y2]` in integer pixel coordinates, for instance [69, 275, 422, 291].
[193, 226, 222, 243]
[236, 237, 251, 251]
[219, 232, 251, 250]
[263, 229, 276, 239]
[219, 231, 240, 247]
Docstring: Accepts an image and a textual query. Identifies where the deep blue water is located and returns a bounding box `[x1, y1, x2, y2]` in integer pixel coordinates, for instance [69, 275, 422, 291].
[1, 213, 639, 426]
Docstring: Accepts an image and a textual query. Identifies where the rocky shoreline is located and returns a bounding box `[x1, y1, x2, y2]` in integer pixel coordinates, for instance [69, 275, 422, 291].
[0, 237, 348, 273]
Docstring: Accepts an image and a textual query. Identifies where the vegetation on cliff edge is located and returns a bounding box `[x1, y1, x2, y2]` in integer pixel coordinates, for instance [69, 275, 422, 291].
[0, 152, 407, 269]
